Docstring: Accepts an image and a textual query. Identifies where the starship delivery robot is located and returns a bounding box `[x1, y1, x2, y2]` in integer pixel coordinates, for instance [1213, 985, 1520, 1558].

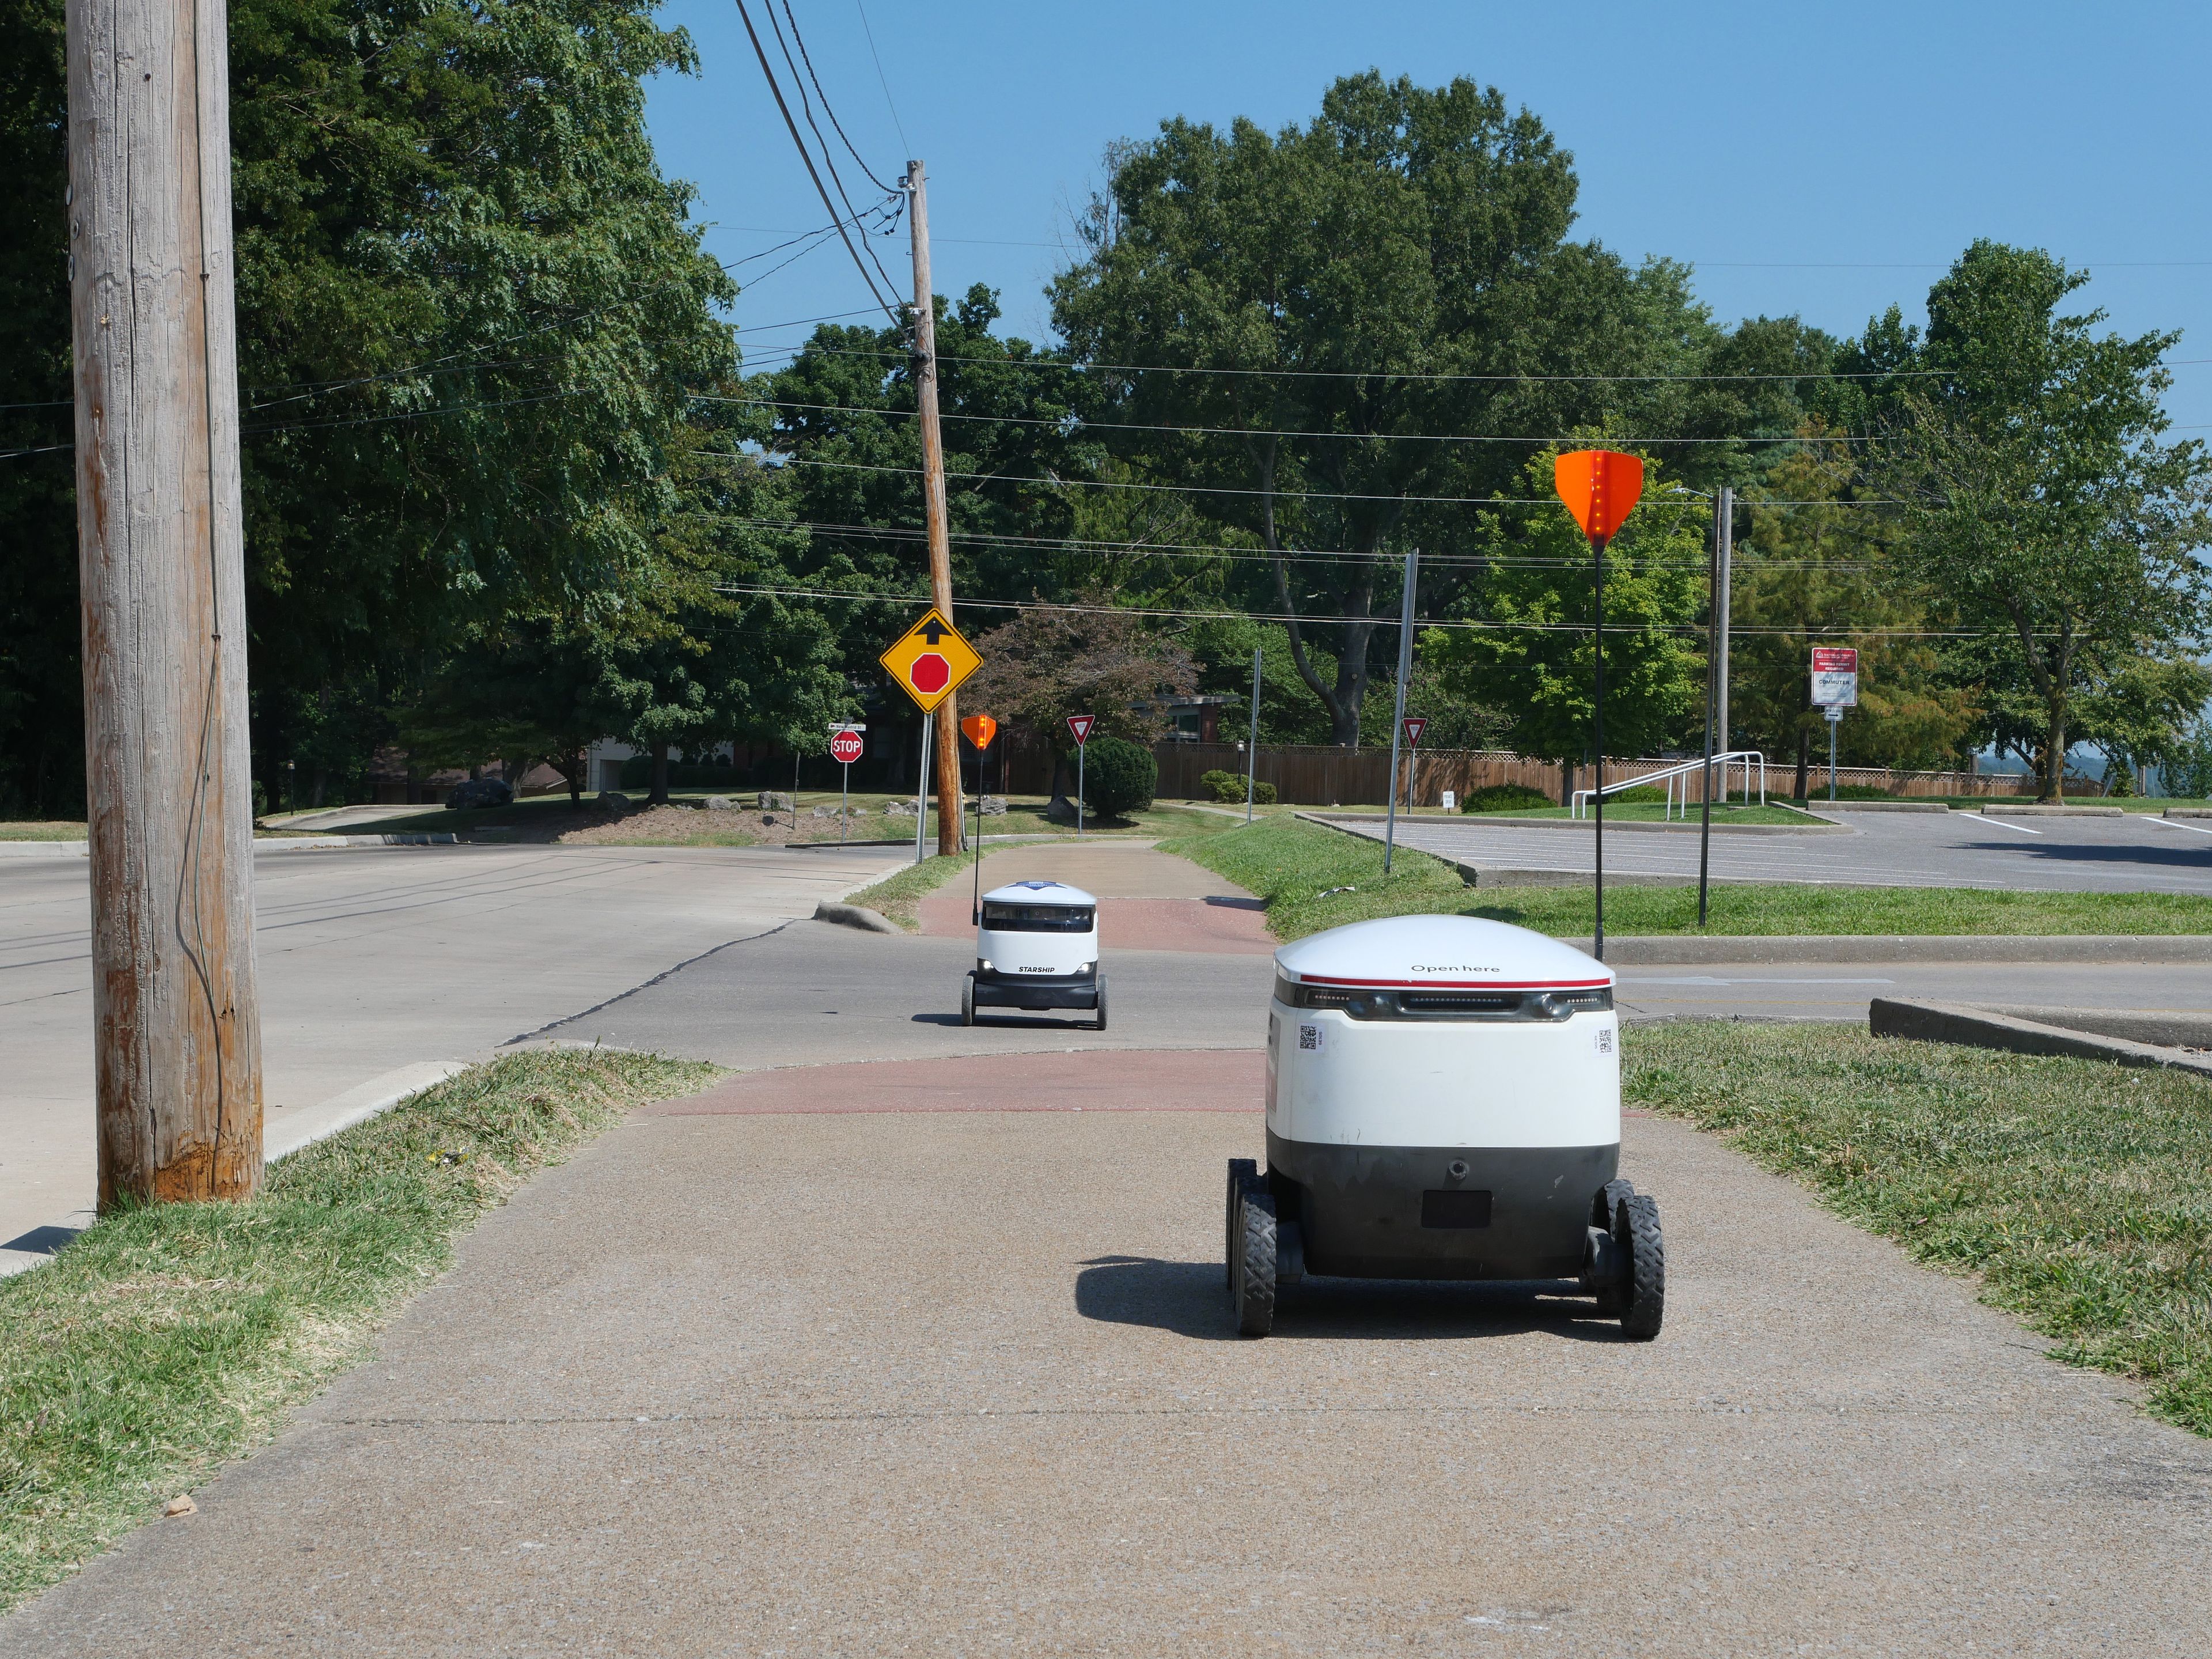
[962, 880, 1106, 1029]
[1225, 913, 1662, 1339]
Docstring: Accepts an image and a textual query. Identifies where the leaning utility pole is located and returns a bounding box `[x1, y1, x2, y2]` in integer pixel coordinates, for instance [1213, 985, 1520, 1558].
[905, 160, 962, 857]
[67, 0, 263, 1206]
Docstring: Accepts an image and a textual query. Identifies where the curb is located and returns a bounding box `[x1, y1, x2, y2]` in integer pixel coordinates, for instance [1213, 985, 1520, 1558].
[1, 1059, 469, 1280]
[1, 832, 459, 859]
[1810, 801, 1952, 813]
[813, 900, 902, 934]
[1983, 1005, 2212, 1049]
[1869, 997, 2212, 1076]
[1584, 934, 2212, 964]
[1983, 804, 2124, 817]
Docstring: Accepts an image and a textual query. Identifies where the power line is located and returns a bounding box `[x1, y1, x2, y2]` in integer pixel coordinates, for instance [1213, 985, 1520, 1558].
[779, 1, 896, 192]
[709, 581, 2043, 638]
[733, 0, 900, 319]
[704, 449, 1905, 508]
[853, 0, 911, 157]
[685, 510, 1880, 570]
[718, 393, 1892, 446]
[763, 0, 903, 298]
[805, 344, 2212, 386]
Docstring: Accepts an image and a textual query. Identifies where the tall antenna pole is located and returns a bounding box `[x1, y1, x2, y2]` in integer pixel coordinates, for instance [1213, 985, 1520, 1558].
[905, 160, 962, 857]
[1245, 647, 1262, 824]
[1698, 494, 1720, 927]
[68, 0, 263, 1206]
[1382, 549, 1418, 873]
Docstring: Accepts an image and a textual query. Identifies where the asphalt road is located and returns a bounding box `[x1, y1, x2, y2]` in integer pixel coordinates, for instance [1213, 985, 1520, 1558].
[1370, 806, 2212, 893]
[0, 843, 902, 1257]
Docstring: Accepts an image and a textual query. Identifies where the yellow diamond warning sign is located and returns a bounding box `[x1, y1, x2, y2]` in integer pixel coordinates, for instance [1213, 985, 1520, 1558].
[878, 607, 982, 714]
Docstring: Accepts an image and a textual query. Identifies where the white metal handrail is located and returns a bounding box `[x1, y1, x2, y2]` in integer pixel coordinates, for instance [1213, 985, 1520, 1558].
[1571, 751, 1767, 819]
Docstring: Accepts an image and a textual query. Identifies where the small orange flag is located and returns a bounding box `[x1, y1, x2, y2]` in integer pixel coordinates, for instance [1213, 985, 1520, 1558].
[960, 713, 998, 751]
[1554, 450, 1645, 545]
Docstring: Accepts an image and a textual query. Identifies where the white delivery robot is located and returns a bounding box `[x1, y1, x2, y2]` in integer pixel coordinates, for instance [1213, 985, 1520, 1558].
[961, 880, 1106, 1029]
[1226, 913, 1662, 1339]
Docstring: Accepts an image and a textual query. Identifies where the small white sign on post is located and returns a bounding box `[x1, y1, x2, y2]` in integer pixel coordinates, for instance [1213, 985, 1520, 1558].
[1810, 646, 1858, 708]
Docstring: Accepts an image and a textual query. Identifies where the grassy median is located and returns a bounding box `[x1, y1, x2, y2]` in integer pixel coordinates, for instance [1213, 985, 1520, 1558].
[1625, 1022, 2212, 1435]
[1158, 814, 2212, 940]
[0, 1047, 719, 1614]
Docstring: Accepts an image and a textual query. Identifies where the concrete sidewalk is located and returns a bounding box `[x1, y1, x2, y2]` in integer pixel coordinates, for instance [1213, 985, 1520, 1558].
[9, 1053, 2207, 1655]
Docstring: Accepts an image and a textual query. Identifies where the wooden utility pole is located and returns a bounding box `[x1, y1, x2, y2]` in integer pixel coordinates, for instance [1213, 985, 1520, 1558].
[905, 159, 963, 857]
[67, 0, 264, 1206]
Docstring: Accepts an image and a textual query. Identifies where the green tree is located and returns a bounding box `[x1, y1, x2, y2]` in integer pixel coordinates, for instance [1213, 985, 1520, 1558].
[961, 601, 1196, 779]
[1423, 450, 1706, 797]
[0, 0, 78, 817]
[1728, 438, 1979, 796]
[1051, 72, 1715, 745]
[1871, 242, 2212, 800]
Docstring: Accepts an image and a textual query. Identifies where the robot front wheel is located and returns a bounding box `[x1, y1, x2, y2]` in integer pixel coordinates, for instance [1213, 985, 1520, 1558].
[1584, 1182, 1665, 1340]
[1229, 1171, 1277, 1338]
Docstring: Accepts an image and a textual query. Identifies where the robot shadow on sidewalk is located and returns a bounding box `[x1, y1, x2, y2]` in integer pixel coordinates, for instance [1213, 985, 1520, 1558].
[1074, 1255, 1629, 1343]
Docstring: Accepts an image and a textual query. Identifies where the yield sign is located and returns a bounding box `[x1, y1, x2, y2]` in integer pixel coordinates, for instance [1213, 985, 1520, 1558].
[1401, 715, 1427, 748]
[878, 606, 982, 714]
[1066, 714, 1096, 747]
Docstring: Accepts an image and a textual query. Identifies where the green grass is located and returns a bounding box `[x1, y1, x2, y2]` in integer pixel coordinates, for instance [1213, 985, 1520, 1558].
[1157, 814, 2212, 940]
[0, 1047, 719, 1613]
[0, 823, 86, 841]
[841, 853, 973, 929]
[1626, 1022, 2212, 1435]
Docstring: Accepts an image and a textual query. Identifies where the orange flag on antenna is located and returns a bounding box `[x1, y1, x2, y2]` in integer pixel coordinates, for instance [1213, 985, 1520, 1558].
[1554, 450, 1645, 544]
[960, 713, 998, 750]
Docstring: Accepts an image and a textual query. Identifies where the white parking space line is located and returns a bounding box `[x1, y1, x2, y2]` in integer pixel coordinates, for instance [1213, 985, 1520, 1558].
[2145, 816, 2212, 836]
[1968, 813, 2043, 834]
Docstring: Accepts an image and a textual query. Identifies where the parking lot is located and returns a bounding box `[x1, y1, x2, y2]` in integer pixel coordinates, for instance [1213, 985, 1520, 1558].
[1350, 804, 2212, 892]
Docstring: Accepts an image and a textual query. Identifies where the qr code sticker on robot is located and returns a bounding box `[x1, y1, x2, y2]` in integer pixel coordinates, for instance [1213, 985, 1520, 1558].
[1594, 1026, 1614, 1055]
[1298, 1023, 1324, 1052]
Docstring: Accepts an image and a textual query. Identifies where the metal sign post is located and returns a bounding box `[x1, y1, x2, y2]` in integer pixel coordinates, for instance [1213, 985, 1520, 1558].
[961, 714, 998, 922]
[1067, 715, 1095, 838]
[1827, 706, 1843, 802]
[1554, 451, 1647, 963]
[913, 713, 932, 865]
[1382, 550, 1419, 874]
[1402, 716, 1427, 816]
[830, 726, 865, 846]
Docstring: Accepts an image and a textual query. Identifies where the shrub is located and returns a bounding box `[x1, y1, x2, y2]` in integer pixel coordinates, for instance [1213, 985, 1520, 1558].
[1083, 736, 1157, 818]
[1200, 767, 1275, 805]
[1463, 783, 1552, 813]
[1607, 784, 1668, 805]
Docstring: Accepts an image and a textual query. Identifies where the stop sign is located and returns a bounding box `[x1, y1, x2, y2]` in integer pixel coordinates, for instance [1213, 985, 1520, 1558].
[910, 653, 950, 695]
[829, 729, 864, 764]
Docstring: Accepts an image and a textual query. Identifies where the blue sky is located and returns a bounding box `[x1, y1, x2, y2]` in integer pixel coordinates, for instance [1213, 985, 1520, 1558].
[646, 0, 2212, 427]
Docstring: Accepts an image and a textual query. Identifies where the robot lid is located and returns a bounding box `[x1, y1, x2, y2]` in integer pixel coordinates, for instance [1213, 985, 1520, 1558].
[1274, 914, 1612, 992]
[980, 879, 1097, 908]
